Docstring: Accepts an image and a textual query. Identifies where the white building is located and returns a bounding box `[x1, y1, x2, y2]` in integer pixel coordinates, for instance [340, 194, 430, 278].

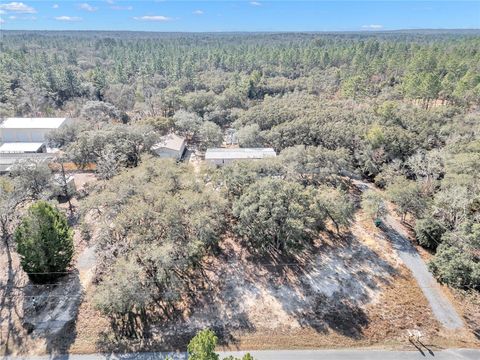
[0, 118, 69, 144]
[0, 118, 69, 173]
[205, 148, 276, 166]
[0, 154, 54, 174]
[151, 133, 186, 160]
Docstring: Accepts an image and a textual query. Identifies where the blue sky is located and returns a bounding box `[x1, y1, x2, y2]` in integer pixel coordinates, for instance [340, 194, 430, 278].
[0, 1, 479, 32]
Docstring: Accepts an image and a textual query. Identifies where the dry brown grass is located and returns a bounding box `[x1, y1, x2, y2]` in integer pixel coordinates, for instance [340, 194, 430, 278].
[68, 295, 110, 354]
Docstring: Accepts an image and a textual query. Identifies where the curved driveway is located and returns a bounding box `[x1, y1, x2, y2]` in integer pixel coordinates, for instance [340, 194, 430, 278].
[383, 213, 464, 329]
[353, 179, 464, 330]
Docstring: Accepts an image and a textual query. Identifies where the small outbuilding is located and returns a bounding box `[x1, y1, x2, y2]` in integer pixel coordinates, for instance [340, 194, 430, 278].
[152, 133, 186, 160]
[205, 148, 276, 166]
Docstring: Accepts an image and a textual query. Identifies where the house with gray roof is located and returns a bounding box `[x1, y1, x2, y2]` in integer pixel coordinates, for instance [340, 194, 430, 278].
[152, 133, 186, 160]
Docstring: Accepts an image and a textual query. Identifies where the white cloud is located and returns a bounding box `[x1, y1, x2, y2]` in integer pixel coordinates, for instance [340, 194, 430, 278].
[8, 14, 36, 20]
[0, 2, 36, 14]
[78, 3, 98, 12]
[193, 10, 204, 15]
[0, 17, 4, 23]
[55, 16, 82, 22]
[0, 10, 5, 14]
[52, 4, 59, 9]
[250, 1, 262, 6]
[361, 24, 384, 29]
[111, 5, 133, 11]
[133, 15, 171, 22]
[105, 0, 115, 4]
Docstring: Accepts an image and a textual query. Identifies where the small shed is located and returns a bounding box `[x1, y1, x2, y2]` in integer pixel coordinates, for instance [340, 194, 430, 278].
[205, 148, 276, 166]
[152, 133, 186, 160]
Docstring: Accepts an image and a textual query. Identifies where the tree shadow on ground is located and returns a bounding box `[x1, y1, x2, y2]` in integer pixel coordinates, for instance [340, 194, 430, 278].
[1, 248, 82, 358]
[244, 231, 399, 339]
[21, 271, 82, 359]
[95, 226, 399, 351]
[381, 222, 419, 256]
[466, 318, 480, 340]
[0, 263, 25, 355]
[95, 264, 256, 352]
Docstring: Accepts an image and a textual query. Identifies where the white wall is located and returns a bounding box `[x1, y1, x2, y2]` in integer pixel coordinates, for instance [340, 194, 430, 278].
[1, 128, 52, 143]
[154, 148, 178, 159]
[206, 158, 249, 166]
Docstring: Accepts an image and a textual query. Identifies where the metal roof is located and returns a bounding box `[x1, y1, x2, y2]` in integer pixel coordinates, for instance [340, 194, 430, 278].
[0, 142, 45, 153]
[0, 118, 67, 129]
[152, 133, 185, 152]
[205, 148, 276, 160]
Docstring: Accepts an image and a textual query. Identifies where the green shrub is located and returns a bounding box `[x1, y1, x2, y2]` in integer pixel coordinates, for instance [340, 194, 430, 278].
[187, 329, 219, 360]
[361, 190, 388, 220]
[187, 329, 255, 360]
[232, 178, 320, 254]
[429, 243, 480, 289]
[15, 201, 74, 283]
[415, 216, 446, 250]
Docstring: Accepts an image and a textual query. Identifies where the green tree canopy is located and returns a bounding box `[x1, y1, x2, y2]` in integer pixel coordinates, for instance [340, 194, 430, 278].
[233, 178, 320, 253]
[89, 159, 227, 336]
[14, 201, 74, 283]
[187, 329, 219, 360]
[387, 177, 427, 222]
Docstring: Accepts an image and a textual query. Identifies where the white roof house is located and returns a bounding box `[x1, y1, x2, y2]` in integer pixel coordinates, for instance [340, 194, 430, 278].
[0, 117, 69, 155]
[205, 148, 276, 165]
[152, 133, 186, 160]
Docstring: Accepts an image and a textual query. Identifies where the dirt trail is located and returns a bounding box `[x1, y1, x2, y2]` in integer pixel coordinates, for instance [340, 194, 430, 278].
[77, 245, 96, 288]
[352, 179, 464, 330]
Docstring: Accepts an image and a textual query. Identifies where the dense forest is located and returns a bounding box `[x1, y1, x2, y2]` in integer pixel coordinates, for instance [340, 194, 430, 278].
[1, 31, 479, 117]
[1, 31, 479, 339]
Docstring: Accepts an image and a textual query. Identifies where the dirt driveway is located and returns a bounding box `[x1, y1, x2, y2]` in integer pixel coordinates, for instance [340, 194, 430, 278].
[352, 179, 464, 330]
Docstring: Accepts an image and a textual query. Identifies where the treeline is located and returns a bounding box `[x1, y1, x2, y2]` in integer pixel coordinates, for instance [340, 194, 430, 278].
[1, 31, 479, 118]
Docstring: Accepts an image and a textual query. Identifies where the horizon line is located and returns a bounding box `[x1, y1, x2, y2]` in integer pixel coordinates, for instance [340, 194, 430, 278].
[1, 28, 479, 34]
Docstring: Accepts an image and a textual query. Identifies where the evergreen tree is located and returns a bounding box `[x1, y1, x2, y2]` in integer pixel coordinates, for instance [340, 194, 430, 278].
[14, 201, 74, 283]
